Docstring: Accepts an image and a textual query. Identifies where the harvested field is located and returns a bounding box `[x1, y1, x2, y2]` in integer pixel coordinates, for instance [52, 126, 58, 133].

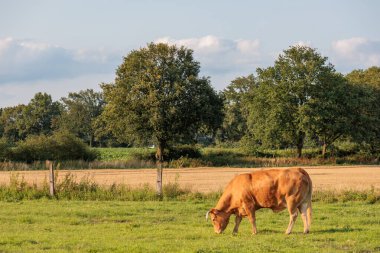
[0, 165, 379, 193]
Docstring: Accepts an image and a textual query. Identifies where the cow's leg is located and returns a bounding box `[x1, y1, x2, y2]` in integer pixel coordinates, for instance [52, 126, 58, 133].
[298, 202, 309, 234]
[247, 212, 257, 234]
[243, 203, 257, 234]
[285, 200, 298, 235]
[233, 215, 242, 234]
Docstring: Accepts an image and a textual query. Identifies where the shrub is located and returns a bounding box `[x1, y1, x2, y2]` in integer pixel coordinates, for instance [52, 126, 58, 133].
[130, 149, 156, 161]
[0, 139, 10, 161]
[334, 140, 361, 157]
[166, 145, 202, 160]
[169, 157, 210, 168]
[8, 131, 98, 162]
[130, 145, 202, 162]
[48, 131, 98, 161]
[163, 181, 192, 200]
[201, 148, 245, 166]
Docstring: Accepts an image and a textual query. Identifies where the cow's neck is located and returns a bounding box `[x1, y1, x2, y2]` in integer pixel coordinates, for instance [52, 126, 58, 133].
[215, 193, 234, 214]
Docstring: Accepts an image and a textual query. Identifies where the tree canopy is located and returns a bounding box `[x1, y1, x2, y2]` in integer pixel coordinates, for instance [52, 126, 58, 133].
[58, 89, 104, 146]
[346, 67, 380, 153]
[219, 75, 255, 143]
[101, 43, 223, 154]
[0, 93, 61, 143]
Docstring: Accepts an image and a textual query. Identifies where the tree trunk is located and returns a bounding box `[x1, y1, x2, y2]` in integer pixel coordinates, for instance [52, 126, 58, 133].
[296, 145, 303, 158]
[155, 141, 165, 197]
[322, 142, 327, 158]
[296, 132, 305, 158]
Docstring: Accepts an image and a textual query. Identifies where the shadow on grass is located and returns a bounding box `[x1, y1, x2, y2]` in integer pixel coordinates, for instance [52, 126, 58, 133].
[314, 227, 363, 234]
[258, 229, 284, 234]
[237, 227, 363, 235]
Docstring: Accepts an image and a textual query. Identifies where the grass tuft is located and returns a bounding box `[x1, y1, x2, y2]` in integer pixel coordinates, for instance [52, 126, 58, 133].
[313, 187, 380, 204]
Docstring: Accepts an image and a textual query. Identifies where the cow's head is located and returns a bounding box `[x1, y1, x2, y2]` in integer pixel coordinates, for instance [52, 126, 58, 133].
[206, 208, 230, 234]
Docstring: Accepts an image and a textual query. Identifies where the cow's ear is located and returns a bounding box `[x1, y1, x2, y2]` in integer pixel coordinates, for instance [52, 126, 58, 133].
[210, 208, 220, 215]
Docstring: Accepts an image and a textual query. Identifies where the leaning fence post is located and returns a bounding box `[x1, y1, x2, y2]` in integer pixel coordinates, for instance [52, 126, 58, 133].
[46, 160, 55, 197]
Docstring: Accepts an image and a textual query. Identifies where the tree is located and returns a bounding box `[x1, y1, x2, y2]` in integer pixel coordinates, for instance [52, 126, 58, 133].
[247, 46, 347, 157]
[0, 108, 3, 138]
[20, 93, 61, 138]
[346, 67, 380, 154]
[59, 89, 105, 146]
[219, 75, 255, 143]
[101, 43, 223, 195]
[346, 66, 380, 89]
[0, 105, 26, 143]
[0, 93, 61, 143]
[300, 73, 356, 156]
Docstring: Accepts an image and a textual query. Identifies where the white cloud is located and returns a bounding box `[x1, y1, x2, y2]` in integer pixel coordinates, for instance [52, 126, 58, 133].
[156, 35, 225, 54]
[0, 37, 120, 84]
[293, 41, 312, 47]
[0, 37, 13, 55]
[331, 37, 380, 70]
[156, 35, 260, 56]
[155, 35, 261, 88]
[332, 37, 367, 56]
[236, 39, 260, 55]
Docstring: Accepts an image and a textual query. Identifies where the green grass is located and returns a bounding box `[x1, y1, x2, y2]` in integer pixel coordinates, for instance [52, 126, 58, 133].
[95, 148, 155, 162]
[0, 200, 379, 252]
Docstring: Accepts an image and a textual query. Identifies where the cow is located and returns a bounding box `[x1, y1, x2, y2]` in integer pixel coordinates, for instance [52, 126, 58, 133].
[206, 167, 312, 235]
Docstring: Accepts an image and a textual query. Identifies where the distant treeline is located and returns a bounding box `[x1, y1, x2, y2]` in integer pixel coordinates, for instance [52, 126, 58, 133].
[0, 44, 379, 162]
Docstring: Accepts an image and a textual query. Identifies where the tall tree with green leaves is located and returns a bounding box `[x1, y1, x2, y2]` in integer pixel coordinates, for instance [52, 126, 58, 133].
[20, 93, 61, 137]
[219, 75, 255, 143]
[0, 93, 61, 143]
[0, 108, 3, 138]
[346, 66, 380, 154]
[247, 45, 349, 157]
[59, 89, 105, 146]
[0, 105, 26, 143]
[300, 73, 356, 156]
[101, 43, 223, 194]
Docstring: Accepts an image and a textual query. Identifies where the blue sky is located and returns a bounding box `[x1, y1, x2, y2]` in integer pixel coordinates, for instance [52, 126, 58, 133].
[1, 0, 379, 107]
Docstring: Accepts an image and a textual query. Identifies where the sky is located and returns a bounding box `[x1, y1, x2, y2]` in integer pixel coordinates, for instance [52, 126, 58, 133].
[1, 0, 379, 107]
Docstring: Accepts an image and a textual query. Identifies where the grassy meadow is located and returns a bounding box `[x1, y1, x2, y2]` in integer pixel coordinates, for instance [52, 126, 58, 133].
[0, 200, 379, 253]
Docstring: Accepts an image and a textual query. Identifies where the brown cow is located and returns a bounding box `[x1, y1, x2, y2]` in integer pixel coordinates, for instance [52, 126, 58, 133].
[206, 167, 312, 235]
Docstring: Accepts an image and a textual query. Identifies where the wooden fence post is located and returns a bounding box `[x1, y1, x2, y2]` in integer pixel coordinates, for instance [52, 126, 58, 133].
[46, 160, 55, 197]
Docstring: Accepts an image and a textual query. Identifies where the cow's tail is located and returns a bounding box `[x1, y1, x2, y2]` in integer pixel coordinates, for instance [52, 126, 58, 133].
[307, 198, 312, 229]
[306, 170, 312, 229]
[298, 168, 312, 229]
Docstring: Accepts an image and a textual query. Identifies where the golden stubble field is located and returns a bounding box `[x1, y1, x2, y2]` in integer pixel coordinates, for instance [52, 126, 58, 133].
[0, 165, 379, 192]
